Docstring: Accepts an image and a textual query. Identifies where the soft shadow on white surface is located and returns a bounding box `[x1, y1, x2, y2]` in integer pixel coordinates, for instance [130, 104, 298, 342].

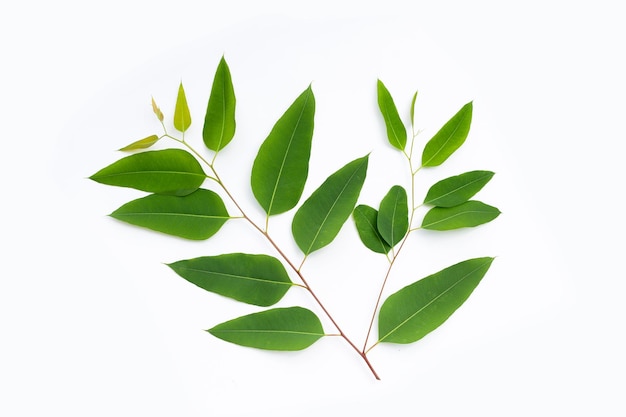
[2, 2, 624, 416]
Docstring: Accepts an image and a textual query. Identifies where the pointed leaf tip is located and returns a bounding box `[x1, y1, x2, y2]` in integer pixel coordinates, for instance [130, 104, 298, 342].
[377, 79, 407, 151]
[174, 82, 192, 132]
[422, 101, 473, 167]
[203, 56, 236, 151]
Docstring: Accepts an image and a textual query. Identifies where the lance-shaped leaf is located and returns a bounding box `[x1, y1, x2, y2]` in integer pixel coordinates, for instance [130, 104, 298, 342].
[377, 185, 409, 247]
[110, 189, 229, 240]
[410, 90, 418, 128]
[151, 97, 164, 122]
[118, 134, 160, 151]
[90, 149, 206, 196]
[203, 56, 236, 151]
[174, 82, 192, 132]
[208, 307, 324, 351]
[251, 86, 315, 215]
[292, 155, 369, 255]
[424, 170, 495, 207]
[377, 79, 407, 150]
[353, 205, 391, 254]
[421, 200, 500, 231]
[422, 102, 473, 167]
[168, 253, 292, 307]
[378, 257, 494, 344]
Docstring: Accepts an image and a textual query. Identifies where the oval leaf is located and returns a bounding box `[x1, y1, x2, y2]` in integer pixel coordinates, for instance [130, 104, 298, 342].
[422, 102, 473, 167]
[292, 155, 369, 255]
[118, 134, 160, 151]
[378, 257, 494, 344]
[89, 149, 206, 196]
[424, 170, 495, 207]
[203, 56, 236, 151]
[377, 185, 409, 247]
[377, 79, 407, 150]
[174, 82, 192, 132]
[421, 200, 500, 231]
[353, 205, 391, 254]
[251, 86, 315, 215]
[168, 253, 292, 307]
[208, 307, 324, 351]
[110, 188, 229, 240]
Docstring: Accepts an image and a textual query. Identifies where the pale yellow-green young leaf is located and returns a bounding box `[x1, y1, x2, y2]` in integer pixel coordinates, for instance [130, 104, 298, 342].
[151, 97, 164, 122]
[118, 134, 160, 151]
[174, 83, 192, 132]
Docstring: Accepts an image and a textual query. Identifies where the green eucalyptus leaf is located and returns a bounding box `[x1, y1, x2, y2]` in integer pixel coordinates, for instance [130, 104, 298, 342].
[422, 102, 473, 167]
[377, 80, 407, 150]
[424, 170, 495, 207]
[118, 135, 160, 151]
[421, 200, 500, 231]
[378, 257, 494, 344]
[203, 56, 236, 151]
[168, 253, 292, 307]
[292, 155, 369, 255]
[208, 307, 324, 351]
[251, 86, 315, 215]
[410, 90, 418, 128]
[377, 185, 409, 247]
[90, 149, 206, 196]
[110, 188, 229, 240]
[174, 82, 192, 132]
[352, 205, 391, 254]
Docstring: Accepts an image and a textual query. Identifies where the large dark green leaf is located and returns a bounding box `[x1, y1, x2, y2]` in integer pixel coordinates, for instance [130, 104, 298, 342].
[292, 155, 369, 255]
[203, 56, 236, 151]
[174, 82, 192, 132]
[377, 79, 407, 150]
[378, 257, 494, 344]
[110, 188, 229, 240]
[377, 185, 409, 247]
[89, 149, 206, 196]
[423, 170, 495, 207]
[251, 86, 315, 215]
[208, 307, 324, 351]
[168, 253, 292, 306]
[421, 200, 500, 231]
[422, 102, 473, 167]
[352, 205, 391, 254]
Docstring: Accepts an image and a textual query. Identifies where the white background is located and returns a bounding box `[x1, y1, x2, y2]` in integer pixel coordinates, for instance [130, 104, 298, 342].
[2, 1, 625, 415]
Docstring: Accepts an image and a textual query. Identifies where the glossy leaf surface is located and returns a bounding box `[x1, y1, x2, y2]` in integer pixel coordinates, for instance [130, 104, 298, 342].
[174, 82, 192, 132]
[378, 257, 494, 344]
[168, 253, 292, 306]
[377, 80, 406, 150]
[353, 205, 391, 254]
[90, 149, 206, 196]
[377, 185, 409, 247]
[203, 56, 236, 151]
[422, 102, 473, 167]
[110, 188, 229, 240]
[251, 86, 315, 215]
[118, 134, 160, 151]
[292, 155, 368, 255]
[208, 307, 324, 351]
[424, 170, 494, 207]
[421, 201, 500, 231]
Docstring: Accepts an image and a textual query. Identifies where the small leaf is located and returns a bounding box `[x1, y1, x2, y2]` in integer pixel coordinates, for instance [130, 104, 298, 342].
[168, 253, 292, 306]
[151, 97, 164, 121]
[424, 170, 495, 207]
[110, 188, 229, 240]
[203, 56, 236, 151]
[89, 149, 206, 196]
[378, 257, 494, 344]
[377, 80, 407, 150]
[422, 102, 473, 167]
[174, 82, 192, 132]
[421, 201, 500, 231]
[208, 307, 324, 351]
[118, 134, 160, 151]
[352, 205, 391, 254]
[251, 86, 315, 215]
[377, 185, 409, 247]
[410, 90, 418, 128]
[292, 155, 369, 255]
